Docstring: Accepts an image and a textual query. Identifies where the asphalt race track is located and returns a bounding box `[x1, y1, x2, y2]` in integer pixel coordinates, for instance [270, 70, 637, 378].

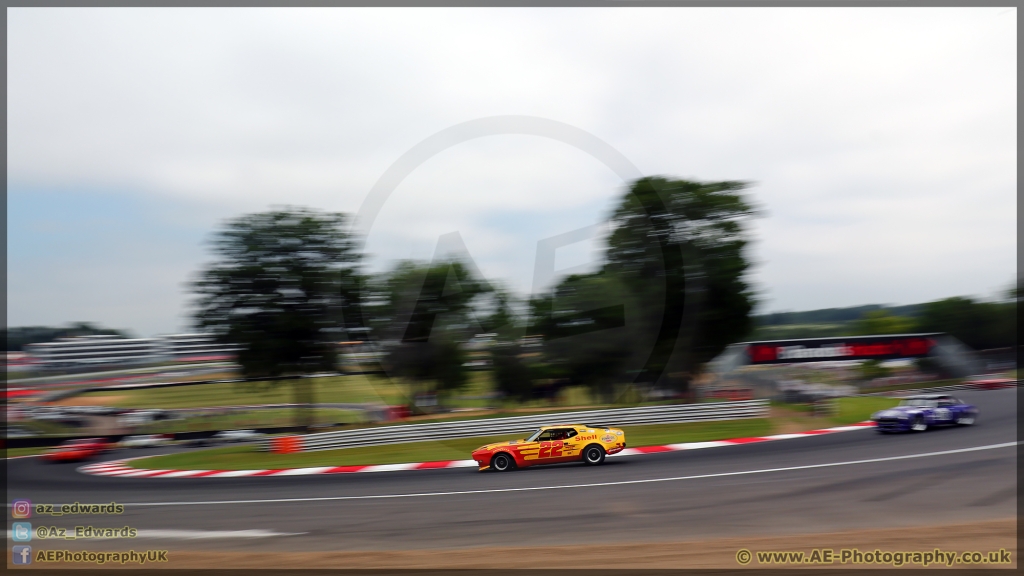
[7, 388, 1017, 553]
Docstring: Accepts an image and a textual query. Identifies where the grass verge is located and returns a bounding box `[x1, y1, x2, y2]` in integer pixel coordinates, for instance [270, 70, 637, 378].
[75, 374, 410, 409]
[137, 408, 364, 434]
[124, 397, 899, 471]
[830, 396, 900, 425]
[4, 447, 48, 458]
[70, 371, 541, 411]
[131, 418, 776, 471]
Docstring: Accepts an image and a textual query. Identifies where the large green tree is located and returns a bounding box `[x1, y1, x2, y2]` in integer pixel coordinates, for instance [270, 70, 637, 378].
[490, 342, 535, 402]
[574, 176, 759, 395]
[852, 310, 917, 336]
[915, 297, 1015, 351]
[363, 259, 491, 408]
[191, 207, 360, 428]
[528, 272, 647, 402]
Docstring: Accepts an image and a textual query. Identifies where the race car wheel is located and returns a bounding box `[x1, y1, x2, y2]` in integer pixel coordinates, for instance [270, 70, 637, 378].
[583, 444, 605, 466]
[911, 416, 928, 432]
[491, 452, 515, 472]
[956, 412, 976, 426]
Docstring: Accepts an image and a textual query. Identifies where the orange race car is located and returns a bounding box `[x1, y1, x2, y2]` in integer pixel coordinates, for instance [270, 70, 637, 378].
[43, 438, 112, 462]
[471, 424, 626, 472]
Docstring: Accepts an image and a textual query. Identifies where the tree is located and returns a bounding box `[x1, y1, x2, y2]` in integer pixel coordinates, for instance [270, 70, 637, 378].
[913, 356, 942, 378]
[852, 310, 916, 335]
[529, 272, 641, 402]
[599, 176, 760, 394]
[191, 207, 360, 429]
[479, 287, 520, 340]
[365, 259, 491, 408]
[915, 297, 1015, 351]
[858, 359, 892, 382]
[491, 342, 534, 402]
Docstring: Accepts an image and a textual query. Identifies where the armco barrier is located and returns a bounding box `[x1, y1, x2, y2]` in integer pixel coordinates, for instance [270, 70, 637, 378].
[263, 399, 769, 453]
[859, 380, 1019, 397]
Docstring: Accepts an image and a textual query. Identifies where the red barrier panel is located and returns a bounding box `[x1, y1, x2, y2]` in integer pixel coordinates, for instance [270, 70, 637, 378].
[271, 435, 302, 454]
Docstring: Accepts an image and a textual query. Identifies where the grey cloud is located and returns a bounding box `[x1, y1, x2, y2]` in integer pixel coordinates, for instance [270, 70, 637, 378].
[6, 8, 1015, 333]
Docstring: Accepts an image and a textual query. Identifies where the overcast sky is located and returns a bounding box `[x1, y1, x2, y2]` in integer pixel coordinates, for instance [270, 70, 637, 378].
[7, 8, 1017, 336]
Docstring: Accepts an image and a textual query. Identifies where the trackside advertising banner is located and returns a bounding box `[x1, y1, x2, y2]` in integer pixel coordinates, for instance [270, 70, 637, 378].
[746, 334, 942, 365]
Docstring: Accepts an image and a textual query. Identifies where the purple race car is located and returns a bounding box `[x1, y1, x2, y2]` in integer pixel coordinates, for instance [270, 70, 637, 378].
[872, 394, 978, 433]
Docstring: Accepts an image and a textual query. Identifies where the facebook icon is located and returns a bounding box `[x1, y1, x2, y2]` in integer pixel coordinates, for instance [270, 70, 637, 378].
[13, 545, 32, 565]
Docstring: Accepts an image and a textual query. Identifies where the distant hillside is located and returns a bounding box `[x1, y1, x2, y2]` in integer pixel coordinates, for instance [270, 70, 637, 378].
[755, 303, 923, 326]
[747, 303, 924, 341]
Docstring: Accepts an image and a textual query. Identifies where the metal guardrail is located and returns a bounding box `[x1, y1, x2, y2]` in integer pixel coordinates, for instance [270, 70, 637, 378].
[859, 380, 1019, 397]
[265, 400, 769, 452]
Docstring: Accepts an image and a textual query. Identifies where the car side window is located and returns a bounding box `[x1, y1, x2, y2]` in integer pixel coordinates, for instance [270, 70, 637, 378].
[549, 429, 568, 441]
[565, 429, 578, 439]
[536, 430, 553, 441]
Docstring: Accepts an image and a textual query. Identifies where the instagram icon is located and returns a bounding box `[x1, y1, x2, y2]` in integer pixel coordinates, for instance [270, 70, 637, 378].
[12, 499, 32, 518]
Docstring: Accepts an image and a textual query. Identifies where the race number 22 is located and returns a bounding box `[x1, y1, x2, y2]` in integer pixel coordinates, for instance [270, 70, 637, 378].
[538, 441, 563, 458]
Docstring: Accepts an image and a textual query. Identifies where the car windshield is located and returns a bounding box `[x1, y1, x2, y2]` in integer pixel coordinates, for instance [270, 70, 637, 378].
[525, 429, 543, 442]
[900, 399, 938, 408]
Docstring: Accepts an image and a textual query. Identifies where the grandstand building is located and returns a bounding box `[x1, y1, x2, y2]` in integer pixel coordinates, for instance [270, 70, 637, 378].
[160, 333, 239, 361]
[24, 333, 238, 370]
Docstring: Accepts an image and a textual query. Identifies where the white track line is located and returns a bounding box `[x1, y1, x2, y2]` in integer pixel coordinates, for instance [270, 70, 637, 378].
[107, 441, 1017, 508]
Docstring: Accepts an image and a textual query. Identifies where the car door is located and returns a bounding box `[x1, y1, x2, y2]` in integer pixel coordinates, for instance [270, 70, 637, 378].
[934, 397, 954, 423]
[535, 429, 573, 464]
[559, 428, 583, 461]
[945, 397, 968, 421]
[515, 433, 543, 465]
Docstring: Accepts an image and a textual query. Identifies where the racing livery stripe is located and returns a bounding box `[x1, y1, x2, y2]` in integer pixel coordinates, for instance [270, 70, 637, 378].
[76, 421, 875, 479]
